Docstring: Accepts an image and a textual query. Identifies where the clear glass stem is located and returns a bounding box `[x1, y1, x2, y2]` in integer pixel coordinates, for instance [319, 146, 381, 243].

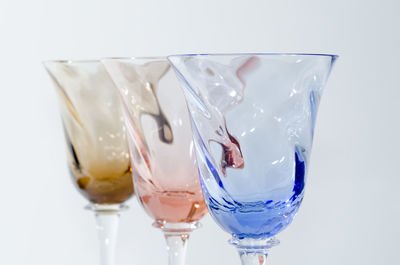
[154, 221, 200, 265]
[86, 204, 128, 265]
[230, 237, 280, 265]
[239, 252, 268, 265]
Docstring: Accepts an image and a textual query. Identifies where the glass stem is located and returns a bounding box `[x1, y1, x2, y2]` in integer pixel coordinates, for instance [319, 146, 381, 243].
[86, 204, 128, 265]
[238, 251, 268, 265]
[164, 233, 189, 265]
[154, 221, 200, 265]
[230, 236, 280, 265]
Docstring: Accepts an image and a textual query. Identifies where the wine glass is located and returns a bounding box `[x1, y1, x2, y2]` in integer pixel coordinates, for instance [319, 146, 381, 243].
[44, 60, 134, 265]
[168, 53, 337, 265]
[102, 57, 208, 265]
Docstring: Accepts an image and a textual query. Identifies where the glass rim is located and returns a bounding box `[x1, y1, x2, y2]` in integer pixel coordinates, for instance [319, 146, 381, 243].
[102, 56, 166, 61]
[168, 53, 339, 59]
[42, 53, 339, 65]
[42, 56, 167, 64]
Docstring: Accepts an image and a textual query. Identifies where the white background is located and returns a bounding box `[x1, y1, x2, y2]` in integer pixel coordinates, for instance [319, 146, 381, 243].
[0, 0, 399, 264]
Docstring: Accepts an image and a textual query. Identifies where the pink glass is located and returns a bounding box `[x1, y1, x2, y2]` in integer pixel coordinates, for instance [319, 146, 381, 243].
[102, 57, 208, 265]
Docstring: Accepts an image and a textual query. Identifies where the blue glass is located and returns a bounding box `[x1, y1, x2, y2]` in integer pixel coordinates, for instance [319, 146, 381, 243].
[169, 53, 337, 263]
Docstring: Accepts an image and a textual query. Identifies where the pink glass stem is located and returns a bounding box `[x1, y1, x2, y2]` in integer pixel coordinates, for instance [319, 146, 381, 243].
[154, 221, 200, 265]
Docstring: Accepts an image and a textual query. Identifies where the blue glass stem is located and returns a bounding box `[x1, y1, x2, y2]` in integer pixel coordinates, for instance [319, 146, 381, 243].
[231, 237, 280, 265]
[239, 252, 268, 265]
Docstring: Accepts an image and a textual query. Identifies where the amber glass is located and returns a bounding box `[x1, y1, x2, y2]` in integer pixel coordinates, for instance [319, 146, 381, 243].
[102, 57, 208, 265]
[44, 60, 133, 203]
[44, 60, 134, 265]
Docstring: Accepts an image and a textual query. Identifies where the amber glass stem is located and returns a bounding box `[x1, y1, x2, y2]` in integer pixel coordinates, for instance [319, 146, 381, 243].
[230, 237, 280, 265]
[153, 221, 200, 265]
[86, 204, 128, 265]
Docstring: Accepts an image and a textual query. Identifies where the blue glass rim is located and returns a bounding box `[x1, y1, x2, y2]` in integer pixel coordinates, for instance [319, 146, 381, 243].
[168, 53, 339, 60]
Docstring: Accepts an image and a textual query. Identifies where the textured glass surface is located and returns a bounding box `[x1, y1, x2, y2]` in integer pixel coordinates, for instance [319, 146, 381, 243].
[44, 61, 134, 204]
[102, 58, 208, 223]
[169, 54, 337, 239]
